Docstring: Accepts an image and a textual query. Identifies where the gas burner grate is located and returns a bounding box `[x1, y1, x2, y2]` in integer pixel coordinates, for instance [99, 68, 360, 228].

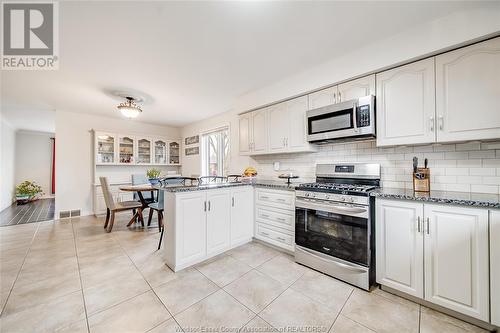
[297, 183, 377, 193]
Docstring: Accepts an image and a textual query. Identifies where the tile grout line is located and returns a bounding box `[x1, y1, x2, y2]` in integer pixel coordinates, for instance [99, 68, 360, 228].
[70, 217, 91, 333]
[326, 288, 355, 333]
[0, 222, 41, 316]
[109, 221, 184, 331]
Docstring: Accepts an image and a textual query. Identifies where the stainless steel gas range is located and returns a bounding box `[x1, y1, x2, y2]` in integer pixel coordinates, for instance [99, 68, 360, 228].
[294, 163, 380, 290]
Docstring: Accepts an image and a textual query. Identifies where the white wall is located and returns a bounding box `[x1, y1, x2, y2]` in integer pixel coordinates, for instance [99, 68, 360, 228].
[55, 110, 181, 217]
[0, 117, 16, 211]
[181, 109, 251, 177]
[234, 6, 500, 112]
[15, 131, 54, 198]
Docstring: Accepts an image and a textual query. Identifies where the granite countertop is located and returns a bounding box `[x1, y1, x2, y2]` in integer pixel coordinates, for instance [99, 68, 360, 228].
[371, 188, 500, 209]
[157, 179, 298, 193]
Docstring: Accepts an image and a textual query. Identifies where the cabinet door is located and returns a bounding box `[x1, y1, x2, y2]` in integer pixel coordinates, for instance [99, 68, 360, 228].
[308, 86, 337, 109]
[176, 193, 207, 264]
[375, 199, 424, 298]
[137, 137, 152, 164]
[206, 190, 231, 256]
[287, 96, 309, 150]
[118, 135, 135, 164]
[251, 108, 268, 153]
[238, 114, 252, 155]
[230, 187, 254, 246]
[168, 141, 180, 164]
[491, 210, 500, 327]
[337, 75, 375, 102]
[376, 58, 436, 146]
[268, 103, 288, 152]
[95, 132, 116, 164]
[436, 37, 500, 142]
[153, 139, 167, 164]
[424, 204, 489, 321]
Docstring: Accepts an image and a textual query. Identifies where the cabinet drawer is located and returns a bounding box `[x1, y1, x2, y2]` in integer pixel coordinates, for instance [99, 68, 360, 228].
[256, 223, 294, 250]
[256, 189, 294, 210]
[256, 205, 294, 231]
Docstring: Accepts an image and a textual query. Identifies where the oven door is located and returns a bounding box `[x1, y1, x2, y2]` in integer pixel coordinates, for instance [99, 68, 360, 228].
[307, 95, 375, 142]
[295, 198, 370, 267]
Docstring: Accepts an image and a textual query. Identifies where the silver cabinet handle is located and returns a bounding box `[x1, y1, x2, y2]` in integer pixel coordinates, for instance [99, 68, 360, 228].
[260, 231, 270, 237]
[260, 195, 269, 200]
[204, 201, 207, 212]
[208, 200, 211, 211]
[260, 213, 270, 218]
[338, 91, 341, 102]
[277, 237, 287, 242]
[430, 116, 435, 132]
[232, 197, 234, 207]
[333, 92, 337, 104]
[277, 217, 286, 222]
[426, 217, 430, 235]
[276, 198, 286, 202]
[417, 216, 421, 233]
[438, 115, 444, 130]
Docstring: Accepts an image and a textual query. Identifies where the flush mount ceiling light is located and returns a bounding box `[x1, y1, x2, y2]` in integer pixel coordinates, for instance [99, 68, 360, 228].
[117, 96, 143, 118]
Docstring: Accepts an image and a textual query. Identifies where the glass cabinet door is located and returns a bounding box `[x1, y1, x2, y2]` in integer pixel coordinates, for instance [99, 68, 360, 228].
[169, 141, 180, 164]
[96, 133, 115, 164]
[137, 138, 152, 164]
[154, 139, 167, 164]
[119, 136, 135, 164]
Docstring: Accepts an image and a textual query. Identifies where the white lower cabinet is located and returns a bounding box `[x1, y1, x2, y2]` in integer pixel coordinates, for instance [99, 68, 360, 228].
[376, 200, 424, 298]
[254, 188, 295, 252]
[230, 186, 254, 246]
[376, 199, 490, 321]
[490, 210, 500, 327]
[206, 190, 231, 256]
[164, 186, 254, 271]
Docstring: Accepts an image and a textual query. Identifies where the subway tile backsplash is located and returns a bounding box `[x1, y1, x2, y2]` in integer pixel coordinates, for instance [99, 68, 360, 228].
[250, 139, 500, 194]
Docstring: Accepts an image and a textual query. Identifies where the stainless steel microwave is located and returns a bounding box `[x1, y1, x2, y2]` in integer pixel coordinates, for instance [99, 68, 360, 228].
[307, 95, 375, 143]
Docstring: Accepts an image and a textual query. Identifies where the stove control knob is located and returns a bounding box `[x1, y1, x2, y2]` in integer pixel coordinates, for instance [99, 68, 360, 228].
[305, 193, 310, 197]
[348, 197, 355, 203]
[310, 193, 316, 198]
[340, 197, 346, 202]
[325, 195, 330, 200]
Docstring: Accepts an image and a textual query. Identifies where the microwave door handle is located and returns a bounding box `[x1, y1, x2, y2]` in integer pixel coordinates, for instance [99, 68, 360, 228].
[352, 102, 358, 132]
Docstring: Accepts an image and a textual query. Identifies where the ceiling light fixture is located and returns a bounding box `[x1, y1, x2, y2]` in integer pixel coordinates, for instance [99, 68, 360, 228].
[117, 96, 142, 118]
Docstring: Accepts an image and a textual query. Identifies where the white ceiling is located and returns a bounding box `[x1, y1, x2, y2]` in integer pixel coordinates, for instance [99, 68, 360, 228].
[0, 1, 491, 130]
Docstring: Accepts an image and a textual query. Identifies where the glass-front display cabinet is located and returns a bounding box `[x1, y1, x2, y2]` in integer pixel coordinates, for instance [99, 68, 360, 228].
[137, 138, 152, 164]
[96, 133, 115, 164]
[119, 136, 135, 164]
[154, 139, 167, 164]
[169, 141, 180, 164]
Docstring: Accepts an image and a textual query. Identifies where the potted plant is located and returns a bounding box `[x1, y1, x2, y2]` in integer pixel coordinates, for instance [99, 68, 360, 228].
[146, 168, 162, 185]
[15, 181, 44, 205]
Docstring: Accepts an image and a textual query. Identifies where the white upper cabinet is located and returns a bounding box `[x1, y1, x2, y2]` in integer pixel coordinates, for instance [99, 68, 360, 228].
[154, 139, 167, 164]
[238, 114, 252, 154]
[118, 135, 135, 164]
[251, 108, 269, 153]
[287, 96, 309, 150]
[337, 75, 375, 102]
[376, 58, 436, 146]
[423, 204, 489, 321]
[436, 37, 500, 142]
[136, 137, 152, 164]
[95, 132, 116, 164]
[308, 86, 337, 109]
[376, 199, 424, 298]
[268, 103, 289, 152]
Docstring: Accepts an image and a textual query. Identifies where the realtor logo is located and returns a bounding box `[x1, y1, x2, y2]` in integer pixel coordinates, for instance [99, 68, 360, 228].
[1, 1, 59, 70]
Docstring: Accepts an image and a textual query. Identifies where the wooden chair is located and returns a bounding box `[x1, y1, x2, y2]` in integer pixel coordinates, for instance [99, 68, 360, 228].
[100, 177, 142, 233]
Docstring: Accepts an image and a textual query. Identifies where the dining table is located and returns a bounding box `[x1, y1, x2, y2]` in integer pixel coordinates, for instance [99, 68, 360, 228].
[119, 183, 157, 227]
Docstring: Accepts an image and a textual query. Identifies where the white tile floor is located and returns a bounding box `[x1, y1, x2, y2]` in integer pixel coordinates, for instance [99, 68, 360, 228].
[0, 215, 491, 333]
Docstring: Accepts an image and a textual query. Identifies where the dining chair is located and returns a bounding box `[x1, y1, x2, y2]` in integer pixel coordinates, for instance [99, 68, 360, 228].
[199, 176, 227, 184]
[100, 177, 142, 233]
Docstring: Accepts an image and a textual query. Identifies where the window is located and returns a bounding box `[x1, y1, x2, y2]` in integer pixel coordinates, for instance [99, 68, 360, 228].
[201, 127, 229, 176]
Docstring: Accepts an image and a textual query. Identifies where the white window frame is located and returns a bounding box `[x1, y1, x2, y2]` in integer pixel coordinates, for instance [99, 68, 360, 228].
[200, 125, 230, 177]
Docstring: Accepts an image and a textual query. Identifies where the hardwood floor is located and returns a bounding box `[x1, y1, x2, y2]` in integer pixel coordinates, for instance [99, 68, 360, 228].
[0, 198, 55, 226]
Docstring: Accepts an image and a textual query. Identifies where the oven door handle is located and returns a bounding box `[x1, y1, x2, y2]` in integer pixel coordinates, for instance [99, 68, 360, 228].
[296, 246, 367, 273]
[296, 198, 368, 216]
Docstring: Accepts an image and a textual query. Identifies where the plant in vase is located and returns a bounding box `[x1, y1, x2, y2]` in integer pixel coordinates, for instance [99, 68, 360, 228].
[15, 181, 44, 205]
[146, 168, 161, 185]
